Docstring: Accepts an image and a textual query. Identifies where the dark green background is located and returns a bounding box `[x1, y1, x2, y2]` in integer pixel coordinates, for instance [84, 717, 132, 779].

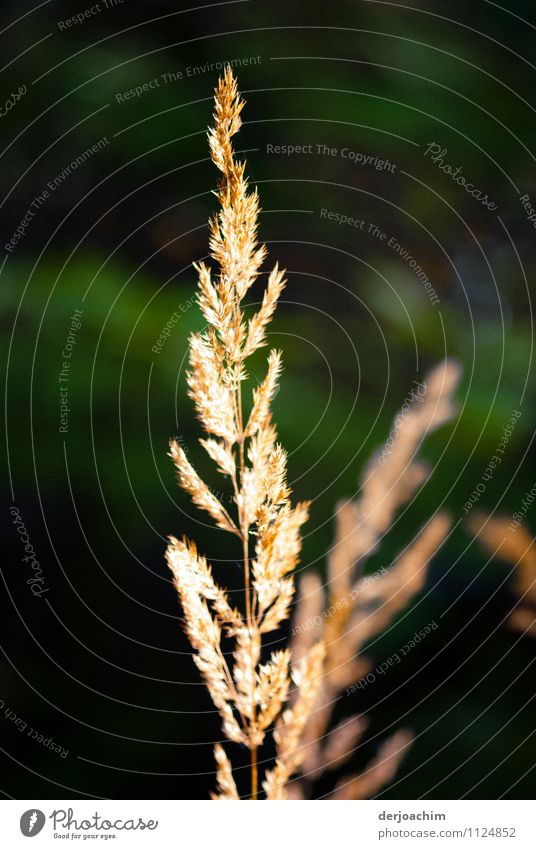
[1, 0, 535, 799]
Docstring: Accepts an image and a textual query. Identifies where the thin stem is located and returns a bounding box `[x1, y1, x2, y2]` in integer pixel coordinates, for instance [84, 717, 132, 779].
[236, 365, 259, 798]
[243, 525, 259, 798]
[241, 527, 252, 631]
[251, 746, 258, 800]
[233, 347, 251, 619]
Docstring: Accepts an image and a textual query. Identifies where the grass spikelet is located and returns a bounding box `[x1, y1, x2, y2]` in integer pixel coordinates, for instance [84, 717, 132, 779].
[212, 744, 240, 800]
[169, 441, 238, 533]
[468, 512, 536, 636]
[167, 66, 322, 800]
[330, 730, 414, 800]
[263, 642, 325, 799]
[166, 66, 461, 802]
[288, 363, 460, 798]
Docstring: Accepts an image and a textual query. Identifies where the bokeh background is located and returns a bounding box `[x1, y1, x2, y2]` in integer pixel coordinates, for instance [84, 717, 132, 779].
[2, 0, 535, 800]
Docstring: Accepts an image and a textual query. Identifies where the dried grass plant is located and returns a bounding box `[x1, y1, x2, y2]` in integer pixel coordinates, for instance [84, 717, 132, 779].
[166, 67, 324, 800]
[468, 512, 536, 637]
[166, 67, 461, 800]
[288, 361, 460, 798]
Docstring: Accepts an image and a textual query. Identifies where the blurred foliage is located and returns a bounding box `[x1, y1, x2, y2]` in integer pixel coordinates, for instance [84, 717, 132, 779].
[2, 0, 535, 799]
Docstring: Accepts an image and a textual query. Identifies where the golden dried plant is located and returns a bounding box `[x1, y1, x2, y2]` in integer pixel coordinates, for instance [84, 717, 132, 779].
[288, 361, 460, 798]
[468, 512, 536, 637]
[166, 67, 324, 800]
[166, 68, 462, 801]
